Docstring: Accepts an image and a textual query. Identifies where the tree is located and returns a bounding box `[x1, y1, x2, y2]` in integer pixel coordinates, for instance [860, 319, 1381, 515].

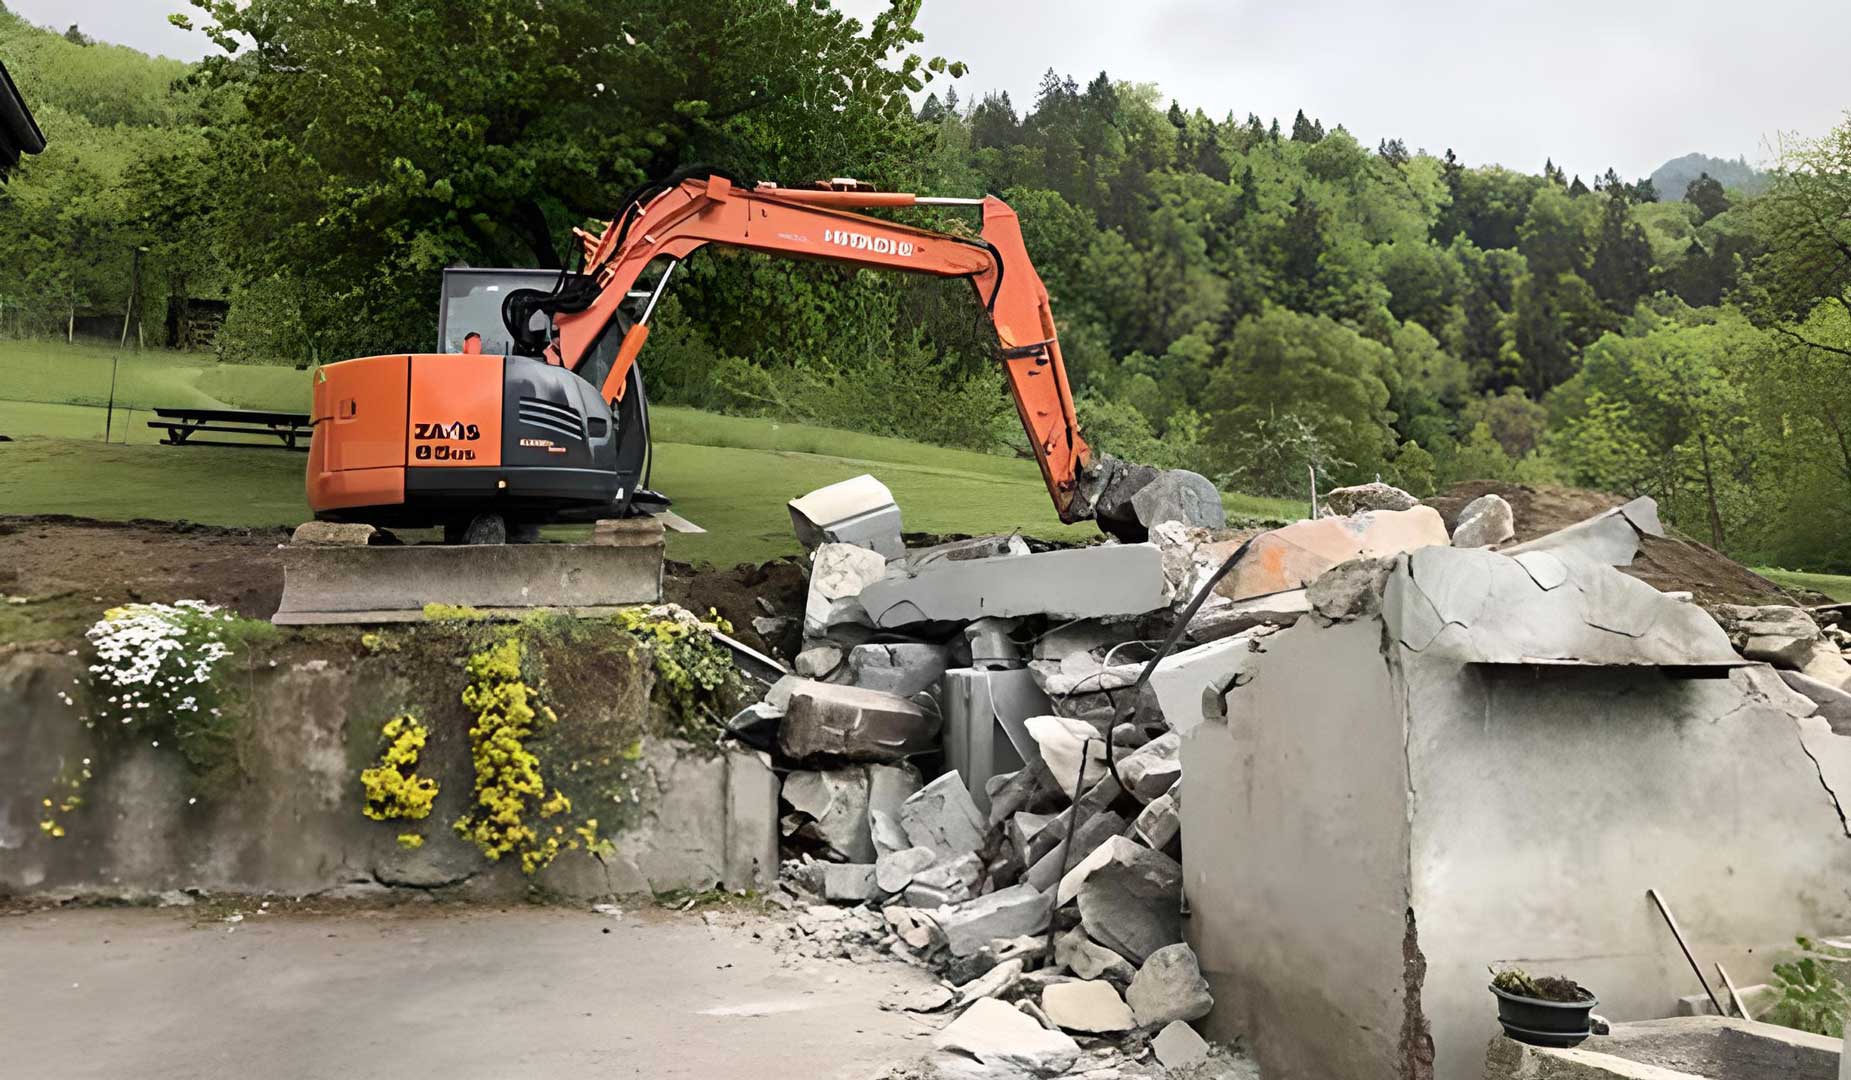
[1685, 171, 1730, 223]
[1749, 120, 1851, 361]
[1588, 191, 1652, 309]
[1289, 109, 1324, 144]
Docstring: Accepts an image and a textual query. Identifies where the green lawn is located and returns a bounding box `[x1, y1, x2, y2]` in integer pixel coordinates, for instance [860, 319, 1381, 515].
[1757, 568, 1851, 603]
[0, 338, 1302, 565]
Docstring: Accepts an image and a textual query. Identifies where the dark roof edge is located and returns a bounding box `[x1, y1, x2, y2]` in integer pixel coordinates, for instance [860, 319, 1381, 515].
[0, 59, 48, 156]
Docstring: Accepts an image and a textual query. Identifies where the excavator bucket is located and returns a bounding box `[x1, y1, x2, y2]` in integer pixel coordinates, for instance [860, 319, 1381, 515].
[271, 519, 664, 625]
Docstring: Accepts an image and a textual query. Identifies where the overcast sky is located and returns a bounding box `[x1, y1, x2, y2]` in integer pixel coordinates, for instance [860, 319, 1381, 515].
[10, 0, 1846, 181]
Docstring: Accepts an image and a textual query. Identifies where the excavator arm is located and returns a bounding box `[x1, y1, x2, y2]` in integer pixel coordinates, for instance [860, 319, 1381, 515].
[535, 175, 1098, 523]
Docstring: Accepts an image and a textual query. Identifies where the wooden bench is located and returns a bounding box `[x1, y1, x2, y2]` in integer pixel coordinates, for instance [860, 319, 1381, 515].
[148, 407, 313, 451]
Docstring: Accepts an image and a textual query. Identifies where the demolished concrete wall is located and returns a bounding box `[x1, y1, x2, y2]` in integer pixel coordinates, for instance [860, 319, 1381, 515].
[0, 647, 778, 901]
[1181, 546, 1851, 1080]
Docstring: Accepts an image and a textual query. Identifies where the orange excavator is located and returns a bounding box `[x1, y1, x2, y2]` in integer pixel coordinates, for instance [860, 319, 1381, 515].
[307, 169, 1160, 543]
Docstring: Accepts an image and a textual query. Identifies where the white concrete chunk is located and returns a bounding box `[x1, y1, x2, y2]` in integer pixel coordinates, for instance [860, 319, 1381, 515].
[934, 885, 1054, 957]
[1151, 1020, 1212, 1069]
[1025, 715, 1110, 798]
[899, 772, 988, 859]
[858, 544, 1170, 627]
[934, 997, 1081, 1077]
[803, 543, 889, 637]
[789, 474, 903, 559]
[1041, 979, 1136, 1034]
[1127, 942, 1215, 1026]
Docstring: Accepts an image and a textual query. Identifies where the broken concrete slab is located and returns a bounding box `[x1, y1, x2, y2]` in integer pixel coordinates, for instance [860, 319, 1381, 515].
[1383, 545, 1747, 667]
[1307, 557, 1396, 623]
[984, 761, 1065, 829]
[1070, 836, 1184, 964]
[883, 905, 942, 951]
[1780, 670, 1851, 734]
[1056, 925, 1137, 983]
[867, 762, 924, 845]
[912, 852, 985, 903]
[724, 700, 782, 751]
[965, 617, 1024, 670]
[789, 474, 904, 559]
[1025, 810, 1128, 893]
[1217, 506, 1449, 603]
[934, 885, 1054, 958]
[1126, 942, 1215, 1026]
[1133, 789, 1180, 852]
[1503, 495, 1663, 567]
[779, 682, 939, 763]
[1009, 812, 1060, 866]
[1188, 589, 1310, 642]
[899, 772, 989, 860]
[1152, 1020, 1213, 1070]
[1042, 979, 1136, 1034]
[1131, 469, 1228, 531]
[858, 544, 1170, 628]
[845, 642, 951, 698]
[934, 996, 1082, 1077]
[1711, 604, 1851, 687]
[955, 957, 1026, 1005]
[1117, 732, 1181, 803]
[1025, 715, 1111, 799]
[875, 846, 940, 894]
[1325, 482, 1418, 516]
[290, 520, 376, 546]
[782, 768, 876, 863]
[803, 542, 889, 638]
[1450, 493, 1515, 548]
[1149, 634, 1265, 736]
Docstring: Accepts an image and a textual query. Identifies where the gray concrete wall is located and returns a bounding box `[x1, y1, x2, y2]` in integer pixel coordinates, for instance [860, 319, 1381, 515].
[1405, 658, 1851, 1080]
[0, 648, 776, 900]
[1181, 617, 1419, 1080]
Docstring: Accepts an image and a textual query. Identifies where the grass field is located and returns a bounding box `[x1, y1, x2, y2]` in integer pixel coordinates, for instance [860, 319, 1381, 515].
[1757, 568, 1851, 603]
[0, 339, 1301, 565]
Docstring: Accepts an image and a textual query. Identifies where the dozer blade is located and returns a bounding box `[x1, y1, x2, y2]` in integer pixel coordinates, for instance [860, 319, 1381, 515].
[272, 528, 664, 626]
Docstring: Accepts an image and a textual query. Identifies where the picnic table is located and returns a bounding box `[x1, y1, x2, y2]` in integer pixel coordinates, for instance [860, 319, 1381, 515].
[147, 407, 313, 451]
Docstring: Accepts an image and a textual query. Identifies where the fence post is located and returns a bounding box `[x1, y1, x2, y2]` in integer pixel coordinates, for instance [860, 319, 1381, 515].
[104, 353, 120, 443]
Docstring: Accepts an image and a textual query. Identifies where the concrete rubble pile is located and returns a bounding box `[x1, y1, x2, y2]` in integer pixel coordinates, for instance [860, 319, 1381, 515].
[736, 474, 1498, 1078]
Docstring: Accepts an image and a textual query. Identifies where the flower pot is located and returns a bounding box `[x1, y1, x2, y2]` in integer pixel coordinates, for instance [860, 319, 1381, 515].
[1490, 982, 1598, 1048]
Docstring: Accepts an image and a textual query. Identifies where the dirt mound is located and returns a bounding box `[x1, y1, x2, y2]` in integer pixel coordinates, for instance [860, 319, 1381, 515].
[1424, 482, 1815, 607]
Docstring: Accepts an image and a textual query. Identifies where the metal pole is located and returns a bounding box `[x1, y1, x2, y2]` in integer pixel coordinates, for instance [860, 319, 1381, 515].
[1647, 888, 1725, 1016]
[121, 247, 142, 348]
[104, 353, 119, 444]
[1715, 962, 1752, 1020]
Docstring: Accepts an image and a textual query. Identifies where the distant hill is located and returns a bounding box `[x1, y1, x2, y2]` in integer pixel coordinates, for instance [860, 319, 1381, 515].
[1650, 153, 1768, 199]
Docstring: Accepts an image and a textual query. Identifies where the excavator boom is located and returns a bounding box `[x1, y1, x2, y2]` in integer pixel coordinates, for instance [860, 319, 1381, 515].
[543, 175, 1095, 522]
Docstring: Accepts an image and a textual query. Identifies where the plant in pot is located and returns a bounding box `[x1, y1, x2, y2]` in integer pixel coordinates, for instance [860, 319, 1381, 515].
[1490, 967, 1599, 1048]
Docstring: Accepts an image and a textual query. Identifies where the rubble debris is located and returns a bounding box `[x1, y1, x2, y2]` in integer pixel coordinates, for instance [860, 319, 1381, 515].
[1217, 506, 1449, 602]
[985, 762, 1065, 828]
[789, 474, 904, 559]
[1025, 810, 1128, 893]
[1450, 493, 1515, 548]
[1780, 670, 1851, 733]
[1149, 634, 1265, 736]
[943, 668, 1047, 815]
[1025, 715, 1111, 798]
[779, 682, 939, 762]
[884, 983, 956, 1013]
[846, 643, 952, 697]
[1133, 788, 1180, 852]
[804, 542, 889, 637]
[1325, 482, 1418, 516]
[289, 521, 377, 546]
[822, 862, 880, 902]
[956, 957, 1026, 1004]
[1710, 604, 1851, 687]
[1127, 942, 1215, 1026]
[1069, 837, 1184, 964]
[795, 643, 844, 678]
[858, 543, 1171, 627]
[868, 764, 924, 843]
[782, 769, 875, 862]
[899, 772, 988, 859]
[1307, 557, 1396, 623]
[965, 617, 1025, 670]
[725, 700, 783, 750]
[934, 997, 1082, 1077]
[1042, 979, 1137, 1034]
[935, 885, 1054, 957]
[1117, 732, 1181, 803]
[876, 846, 941, 893]
[1152, 1019, 1213, 1070]
[1131, 469, 1228, 532]
[912, 853, 985, 903]
[884, 905, 942, 951]
[1189, 589, 1310, 641]
[1055, 926, 1137, 984]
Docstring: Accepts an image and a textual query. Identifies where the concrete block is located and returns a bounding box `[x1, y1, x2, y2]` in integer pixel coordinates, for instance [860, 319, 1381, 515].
[1026, 810, 1128, 893]
[899, 772, 988, 859]
[778, 682, 938, 763]
[1126, 942, 1214, 1026]
[875, 846, 939, 893]
[1324, 482, 1418, 516]
[1118, 732, 1181, 802]
[934, 997, 1081, 1076]
[789, 474, 904, 559]
[1503, 495, 1663, 567]
[1780, 670, 1851, 733]
[912, 852, 984, 903]
[1217, 506, 1449, 603]
[795, 644, 844, 678]
[858, 543, 1170, 628]
[591, 516, 665, 547]
[1189, 589, 1310, 641]
[1307, 557, 1396, 622]
[821, 862, 879, 902]
[966, 617, 1024, 670]
[723, 749, 780, 891]
[845, 643, 951, 697]
[1056, 925, 1136, 983]
[934, 884, 1055, 957]
[803, 542, 888, 638]
[1025, 715, 1111, 799]
[1042, 979, 1136, 1034]
[1133, 789, 1180, 852]
[943, 668, 1048, 815]
[290, 521, 376, 546]
[1151, 1020, 1212, 1070]
[1067, 836, 1183, 964]
[867, 762, 923, 838]
[1010, 811, 1060, 865]
[1451, 493, 1515, 548]
[1149, 635, 1262, 736]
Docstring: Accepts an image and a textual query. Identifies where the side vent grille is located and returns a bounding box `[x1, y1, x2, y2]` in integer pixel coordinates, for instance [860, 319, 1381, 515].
[517, 396, 583, 441]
